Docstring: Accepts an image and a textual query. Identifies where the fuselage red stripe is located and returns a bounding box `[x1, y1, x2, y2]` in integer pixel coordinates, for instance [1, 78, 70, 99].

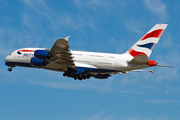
[140, 29, 165, 41]
[18, 50, 35, 52]
[128, 48, 147, 57]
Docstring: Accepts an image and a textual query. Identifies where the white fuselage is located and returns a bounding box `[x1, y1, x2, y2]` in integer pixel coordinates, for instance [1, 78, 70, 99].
[4, 24, 168, 79]
[5, 48, 150, 74]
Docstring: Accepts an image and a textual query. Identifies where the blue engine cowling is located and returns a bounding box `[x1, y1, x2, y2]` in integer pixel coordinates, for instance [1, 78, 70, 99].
[30, 57, 48, 66]
[94, 74, 111, 79]
[34, 50, 52, 60]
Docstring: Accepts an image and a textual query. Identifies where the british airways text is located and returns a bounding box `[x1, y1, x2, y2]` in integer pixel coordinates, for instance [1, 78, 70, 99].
[23, 53, 34, 58]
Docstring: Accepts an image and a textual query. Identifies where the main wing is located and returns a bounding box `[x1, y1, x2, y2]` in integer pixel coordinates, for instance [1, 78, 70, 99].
[51, 36, 70, 50]
[46, 37, 111, 80]
[46, 36, 76, 71]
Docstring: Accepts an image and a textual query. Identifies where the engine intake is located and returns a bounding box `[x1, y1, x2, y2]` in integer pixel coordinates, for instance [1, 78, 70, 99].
[30, 57, 48, 66]
[34, 50, 52, 60]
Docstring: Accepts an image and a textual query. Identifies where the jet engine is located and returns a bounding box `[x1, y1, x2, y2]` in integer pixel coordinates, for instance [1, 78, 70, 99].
[30, 57, 48, 66]
[94, 74, 111, 79]
[34, 50, 52, 60]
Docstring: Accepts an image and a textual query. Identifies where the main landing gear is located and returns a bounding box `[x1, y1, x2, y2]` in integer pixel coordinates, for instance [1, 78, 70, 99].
[73, 74, 90, 80]
[63, 71, 91, 80]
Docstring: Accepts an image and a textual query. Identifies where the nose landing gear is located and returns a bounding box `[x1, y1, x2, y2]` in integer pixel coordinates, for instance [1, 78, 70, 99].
[7, 65, 15, 72]
[8, 68, 12, 72]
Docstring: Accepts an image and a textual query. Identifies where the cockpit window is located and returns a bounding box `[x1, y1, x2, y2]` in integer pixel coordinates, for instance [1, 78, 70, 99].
[9, 54, 11, 55]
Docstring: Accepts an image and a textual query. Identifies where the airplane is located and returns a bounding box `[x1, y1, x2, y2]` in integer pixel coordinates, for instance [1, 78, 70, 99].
[5, 24, 173, 80]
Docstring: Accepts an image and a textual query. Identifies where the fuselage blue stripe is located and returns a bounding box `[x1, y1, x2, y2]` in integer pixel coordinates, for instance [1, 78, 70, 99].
[5, 62, 33, 67]
[5, 62, 117, 74]
[75, 66, 117, 73]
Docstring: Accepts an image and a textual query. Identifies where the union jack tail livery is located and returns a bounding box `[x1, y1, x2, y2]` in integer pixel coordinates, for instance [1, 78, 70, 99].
[126, 24, 168, 57]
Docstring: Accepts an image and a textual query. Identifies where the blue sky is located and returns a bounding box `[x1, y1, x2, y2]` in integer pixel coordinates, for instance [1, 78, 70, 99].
[0, 0, 180, 120]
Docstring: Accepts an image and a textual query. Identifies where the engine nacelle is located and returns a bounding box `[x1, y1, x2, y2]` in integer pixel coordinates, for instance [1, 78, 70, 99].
[94, 74, 111, 79]
[34, 50, 52, 60]
[30, 57, 48, 66]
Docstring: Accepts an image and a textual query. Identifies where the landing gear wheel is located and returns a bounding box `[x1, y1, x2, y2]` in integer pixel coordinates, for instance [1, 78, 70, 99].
[63, 72, 67, 76]
[78, 76, 82, 80]
[74, 75, 78, 80]
[8, 68, 12, 72]
[82, 76, 86, 80]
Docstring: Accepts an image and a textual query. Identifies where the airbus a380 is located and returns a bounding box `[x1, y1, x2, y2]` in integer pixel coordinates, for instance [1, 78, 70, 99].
[5, 24, 173, 80]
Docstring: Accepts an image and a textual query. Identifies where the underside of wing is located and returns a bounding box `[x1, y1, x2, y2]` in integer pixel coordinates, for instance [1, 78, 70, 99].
[51, 36, 70, 51]
[47, 36, 76, 71]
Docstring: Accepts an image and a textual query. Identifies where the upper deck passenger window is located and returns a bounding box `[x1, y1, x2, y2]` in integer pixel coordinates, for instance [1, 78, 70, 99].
[73, 54, 83, 56]
[89, 55, 103, 57]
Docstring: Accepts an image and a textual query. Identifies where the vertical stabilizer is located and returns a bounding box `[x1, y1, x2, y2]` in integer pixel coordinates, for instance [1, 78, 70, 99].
[126, 24, 168, 57]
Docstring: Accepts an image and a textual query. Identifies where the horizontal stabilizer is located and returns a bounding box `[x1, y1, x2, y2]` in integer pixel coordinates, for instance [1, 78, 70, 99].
[156, 65, 174, 68]
[130, 68, 154, 74]
[129, 55, 148, 64]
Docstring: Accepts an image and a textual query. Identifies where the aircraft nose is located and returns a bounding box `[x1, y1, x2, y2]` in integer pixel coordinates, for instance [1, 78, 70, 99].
[5, 55, 11, 62]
